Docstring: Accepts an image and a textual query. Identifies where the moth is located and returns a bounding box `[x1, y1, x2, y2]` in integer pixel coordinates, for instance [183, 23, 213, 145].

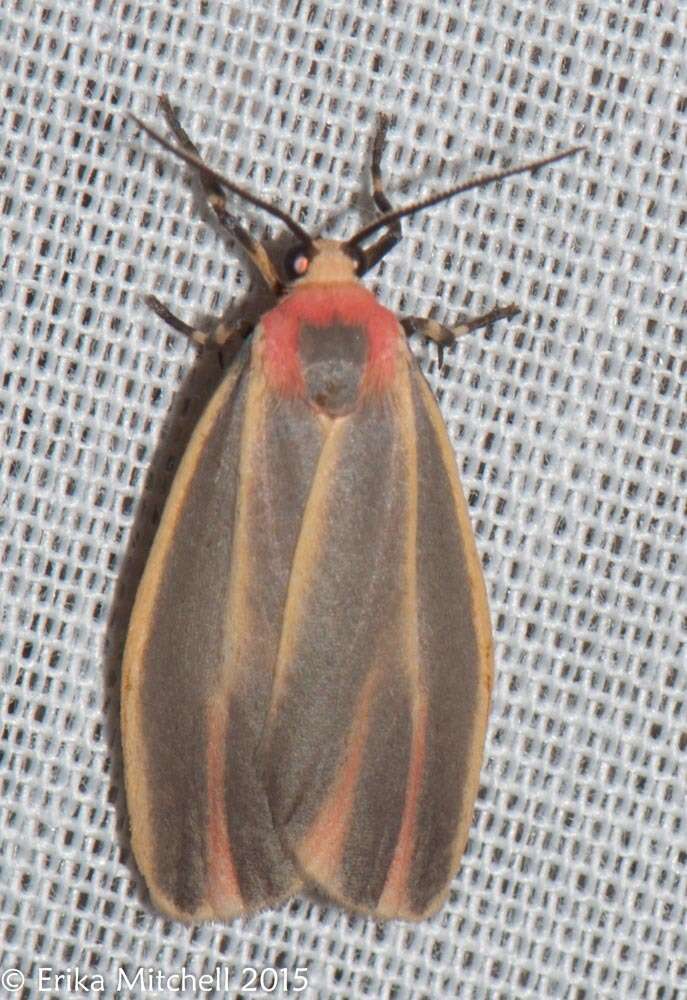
[122, 98, 581, 921]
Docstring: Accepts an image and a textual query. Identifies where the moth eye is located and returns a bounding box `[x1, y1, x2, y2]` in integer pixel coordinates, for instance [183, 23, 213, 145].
[284, 244, 312, 280]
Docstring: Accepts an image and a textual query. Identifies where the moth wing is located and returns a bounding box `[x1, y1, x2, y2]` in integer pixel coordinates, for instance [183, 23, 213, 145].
[122, 343, 324, 921]
[262, 359, 492, 920]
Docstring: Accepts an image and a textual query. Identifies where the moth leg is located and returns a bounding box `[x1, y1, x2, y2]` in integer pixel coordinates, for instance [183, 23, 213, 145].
[359, 114, 403, 275]
[402, 303, 520, 368]
[157, 95, 282, 295]
[144, 293, 252, 349]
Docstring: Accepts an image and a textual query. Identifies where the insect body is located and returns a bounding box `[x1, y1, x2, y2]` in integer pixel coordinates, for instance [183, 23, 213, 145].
[122, 99, 580, 921]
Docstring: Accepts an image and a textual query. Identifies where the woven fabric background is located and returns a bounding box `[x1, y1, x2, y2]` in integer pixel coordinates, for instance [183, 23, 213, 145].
[1, 1, 685, 997]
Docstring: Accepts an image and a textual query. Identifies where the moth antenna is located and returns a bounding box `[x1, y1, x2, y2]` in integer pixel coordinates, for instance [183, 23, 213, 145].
[129, 111, 314, 248]
[347, 145, 585, 248]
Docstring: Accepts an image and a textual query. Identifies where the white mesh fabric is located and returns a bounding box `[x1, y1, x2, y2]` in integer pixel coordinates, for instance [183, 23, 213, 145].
[1, 1, 685, 997]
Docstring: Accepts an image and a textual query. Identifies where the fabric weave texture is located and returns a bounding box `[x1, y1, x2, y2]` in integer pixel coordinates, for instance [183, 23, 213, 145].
[1, 2, 685, 997]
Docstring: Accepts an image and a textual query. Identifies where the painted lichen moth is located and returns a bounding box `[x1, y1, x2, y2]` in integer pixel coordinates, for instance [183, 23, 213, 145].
[122, 97, 582, 922]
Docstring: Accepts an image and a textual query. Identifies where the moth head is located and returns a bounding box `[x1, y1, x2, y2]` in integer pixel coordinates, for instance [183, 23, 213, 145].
[283, 239, 366, 287]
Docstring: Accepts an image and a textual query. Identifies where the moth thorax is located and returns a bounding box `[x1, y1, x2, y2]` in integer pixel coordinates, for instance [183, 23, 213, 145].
[298, 323, 368, 417]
